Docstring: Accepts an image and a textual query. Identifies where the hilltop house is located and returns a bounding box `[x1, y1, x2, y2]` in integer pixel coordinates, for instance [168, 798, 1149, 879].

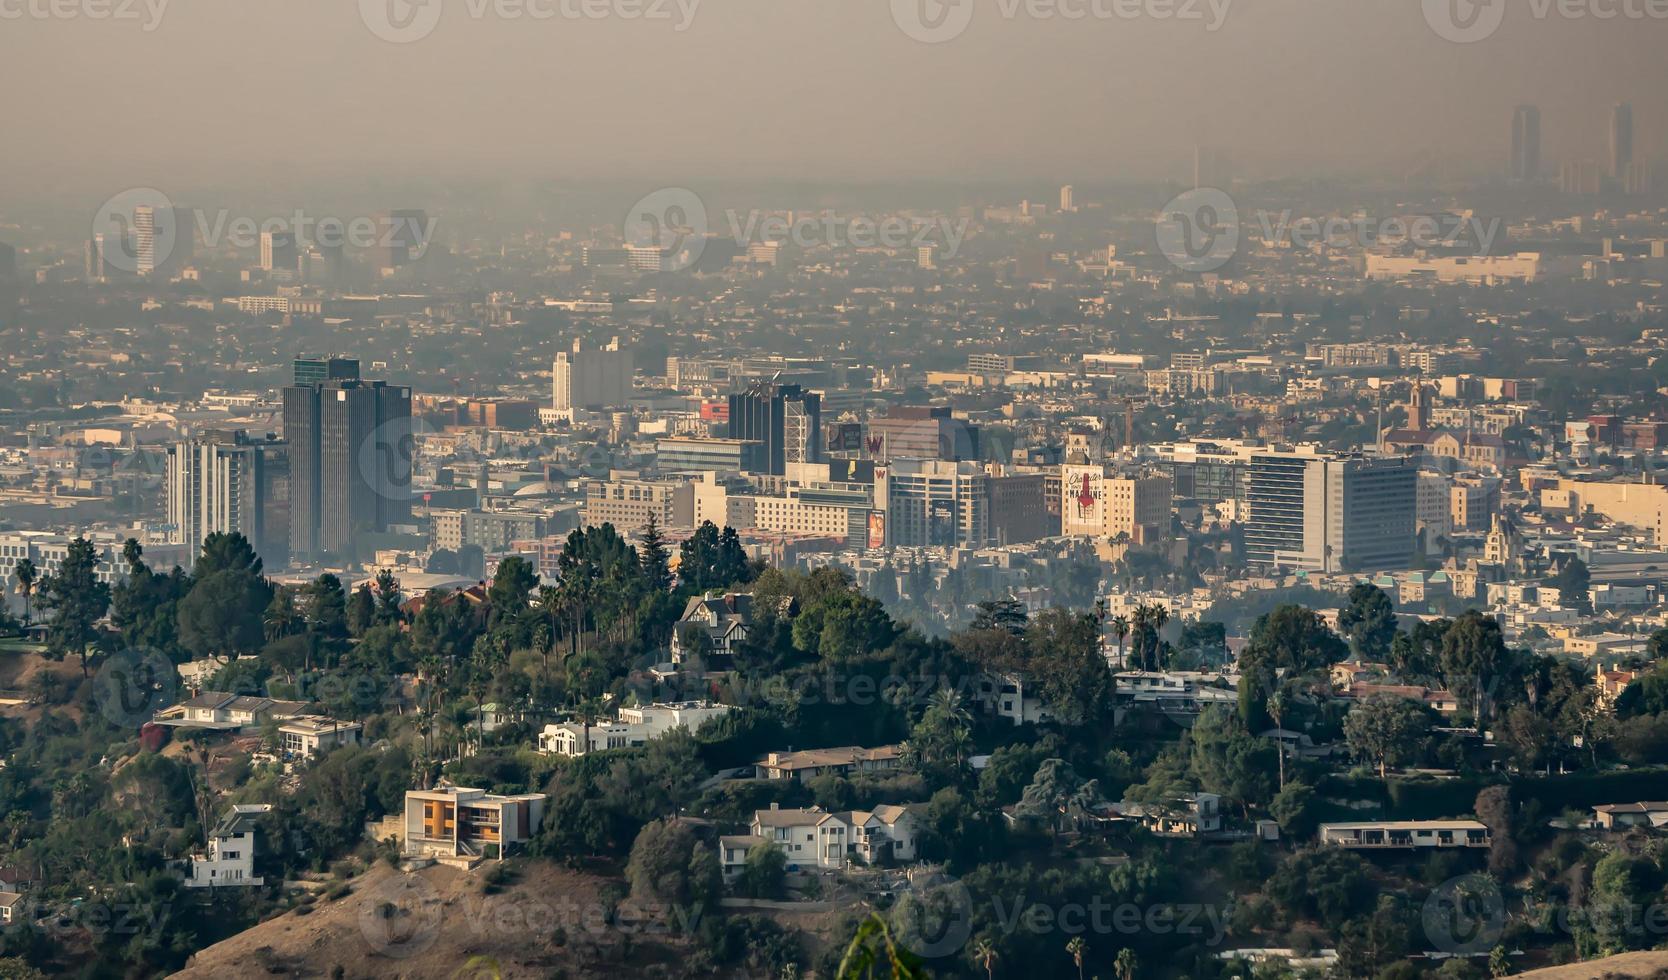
[277, 717, 363, 759]
[974, 673, 1052, 726]
[185, 804, 273, 888]
[1116, 793, 1223, 837]
[537, 701, 733, 757]
[671, 592, 756, 664]
[1592, 802, 1668, 830]
[1319, 820, 1489, 849]
[720, 803, 919, 877]
[152, 692, 320, 731]
[403, 784, 547, 860]
[754, 745, 903, 782]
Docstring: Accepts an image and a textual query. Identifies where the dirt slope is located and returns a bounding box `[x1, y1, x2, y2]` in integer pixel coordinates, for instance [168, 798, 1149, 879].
[1509, 951, 1668, 978]
[170, 860, 698, 980]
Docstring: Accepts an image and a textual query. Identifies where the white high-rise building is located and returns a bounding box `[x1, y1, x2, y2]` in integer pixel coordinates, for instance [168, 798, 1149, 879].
[877, 459, 990, 548]
[552, 338, 634, 416]
[134, 205, 195, 278]
[1244, 449, 1417, 573]
[1059, 185, 1074, 213]
[165, 434, 290, 568]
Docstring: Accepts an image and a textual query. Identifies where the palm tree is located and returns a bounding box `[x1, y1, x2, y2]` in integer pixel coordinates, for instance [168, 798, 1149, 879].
[1267, 690, 1288, 790]
[1149, 605, 1170, 669]
[1065, 936, 1085, 980]
[264, 587, 304, 643]
[1109, 615, 1130, 668]
[1115, 947, 1137, 980]
[13, 559, 36, 627]
[1129, 606, 1150, 671]
[973, 938, 998, 980]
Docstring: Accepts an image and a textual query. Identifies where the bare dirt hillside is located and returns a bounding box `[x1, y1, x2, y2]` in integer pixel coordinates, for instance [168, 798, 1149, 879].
[170, 860, 701, 980]
[1509, 951, 1668, 978]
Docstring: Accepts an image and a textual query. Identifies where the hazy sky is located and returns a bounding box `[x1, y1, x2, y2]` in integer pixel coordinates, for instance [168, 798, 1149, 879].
[3, 0, 1664, 195]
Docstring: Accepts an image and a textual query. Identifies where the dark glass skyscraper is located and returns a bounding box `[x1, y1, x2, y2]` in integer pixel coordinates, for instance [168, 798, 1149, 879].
[282, 369, 412, 559]
[1510, 105, 1540, 181]
[727, 381, 822, 476]
[1612, 102, 1635, 181]
[292, 356, 360, 386]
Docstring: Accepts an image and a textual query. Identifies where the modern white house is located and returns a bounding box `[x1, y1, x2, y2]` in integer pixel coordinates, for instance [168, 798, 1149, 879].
[152, 692, 318, 730]
[402, 784, 548, 861]
[1116, 793, 1222, 837]
[1319, 820, 1489, 849]
[185, 804, 273, 888]
[720, 803, 919, 877]
[537, 701, 733, 757]
[975, 673, 1053, 726]
[277, 717, 363, 759]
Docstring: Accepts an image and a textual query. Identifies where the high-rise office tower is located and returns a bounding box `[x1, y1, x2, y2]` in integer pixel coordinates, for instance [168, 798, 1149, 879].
[728, 381, 823, 476]
[282, 366, 413, 558]
[863, 406, 979, 464]
[1562, 160, 1604, 197]
[552, 339, 634, 414]
[876, 459, 990, 548]
[1612, 103, 1635, 181]
[373, 210, 431, 275]
[1059, 185, 1075, 212]
[1194, 145, 1232, 190]
[84, 233, 123, 281]
[1244, 450, 1417, 573]
[167, 432, 292, 569]
[1510, 105, 1541, 181]
[293, 356, 360, 386]
[134, 205, 195, 278]
[261, 230, 299, 273]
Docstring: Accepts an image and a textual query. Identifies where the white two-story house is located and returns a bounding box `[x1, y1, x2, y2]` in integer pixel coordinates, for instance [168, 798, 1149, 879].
[720, 804, 918, 877]
[185, 804, 272, 888]
[537, 701, 733, 757]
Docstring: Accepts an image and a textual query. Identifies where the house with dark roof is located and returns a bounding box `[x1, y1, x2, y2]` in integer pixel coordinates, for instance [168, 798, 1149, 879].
[671, 592, 756, 664]
[185, 804, 272, 888]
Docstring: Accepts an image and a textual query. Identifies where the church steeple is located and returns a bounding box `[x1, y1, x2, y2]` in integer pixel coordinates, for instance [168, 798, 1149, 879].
[1409, 381, 1429, 433]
